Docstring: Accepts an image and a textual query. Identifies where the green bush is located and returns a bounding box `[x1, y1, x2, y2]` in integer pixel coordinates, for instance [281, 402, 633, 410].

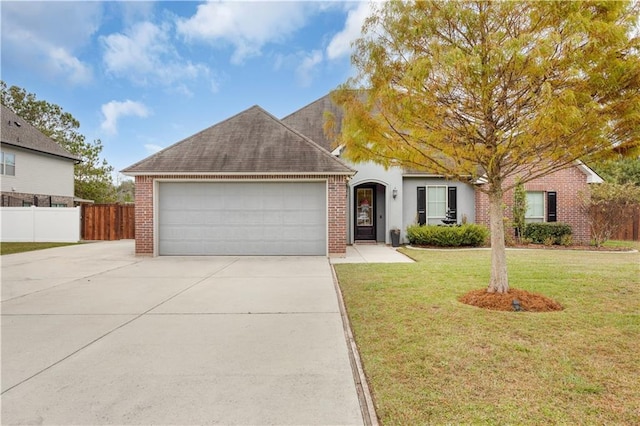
[406, 224, 489, 247]
[523, 222, 572, 245]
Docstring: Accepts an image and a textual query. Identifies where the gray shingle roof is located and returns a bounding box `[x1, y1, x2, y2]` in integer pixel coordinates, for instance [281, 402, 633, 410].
[281, 93, 343, 152]
[122, 105, 354, 175]
[1, 104, 79, 161]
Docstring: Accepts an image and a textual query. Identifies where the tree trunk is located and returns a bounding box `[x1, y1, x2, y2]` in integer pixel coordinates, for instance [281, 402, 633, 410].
[488, 189, 509, 293]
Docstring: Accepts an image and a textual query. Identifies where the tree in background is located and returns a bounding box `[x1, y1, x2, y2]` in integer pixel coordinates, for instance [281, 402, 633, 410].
[585, 155, 640, 245]
[591, 156, 640, 186]
[333, 1, 640, 293]
[1, 81, 116, 203]
[116, 177, 135, 203]
[582, 182, 640, 246]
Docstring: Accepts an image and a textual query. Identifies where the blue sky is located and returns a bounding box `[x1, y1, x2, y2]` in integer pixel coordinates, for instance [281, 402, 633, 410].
[1, 1, 374, 181]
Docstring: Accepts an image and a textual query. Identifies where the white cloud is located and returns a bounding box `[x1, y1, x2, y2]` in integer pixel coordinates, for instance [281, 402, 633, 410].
[102, 22, 167, 78]
[144, 144, 165, 154]
[176, 1, 312, 64]
[101, 100, 150, 135]
[101, 21, 211, 88]
[327, 2, 376, 61]
[0, 1, 100, 85]
[47, 47, 93, 85]
[296, 50, 324, 87]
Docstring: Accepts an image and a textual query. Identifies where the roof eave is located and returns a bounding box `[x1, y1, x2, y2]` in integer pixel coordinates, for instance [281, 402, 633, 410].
[0, 140, 81, 163]
[121, 170, 356, 177]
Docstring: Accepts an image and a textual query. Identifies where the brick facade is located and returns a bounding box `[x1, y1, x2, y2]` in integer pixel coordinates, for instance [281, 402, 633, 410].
[133, 174, 349, 257]
[328, 175, 348, 256]
[475, 166, 592, 243]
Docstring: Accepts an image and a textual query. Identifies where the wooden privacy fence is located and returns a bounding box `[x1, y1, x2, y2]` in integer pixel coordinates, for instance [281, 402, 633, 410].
[592, 207, 640, 242]
[609, 207, 640, 241]
[81, 204, 135, 240]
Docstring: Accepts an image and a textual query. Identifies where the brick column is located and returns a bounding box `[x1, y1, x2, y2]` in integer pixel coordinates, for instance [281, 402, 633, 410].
[328, 175, 348, 256]
[134, 176, 154, 255]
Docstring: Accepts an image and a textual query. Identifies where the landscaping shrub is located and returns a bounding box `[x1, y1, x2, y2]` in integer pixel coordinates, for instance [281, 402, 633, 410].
[523, 222, 572, 245]
[406, 224, 489, 247]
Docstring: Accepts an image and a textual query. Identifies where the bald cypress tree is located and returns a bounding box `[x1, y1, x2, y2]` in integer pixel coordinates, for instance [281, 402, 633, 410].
[334, 1, 640, 293]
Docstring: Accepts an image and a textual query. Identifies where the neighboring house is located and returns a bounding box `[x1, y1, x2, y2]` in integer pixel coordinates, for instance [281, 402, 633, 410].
[123, 95, 602, 257]
[1, 105, 79, 207]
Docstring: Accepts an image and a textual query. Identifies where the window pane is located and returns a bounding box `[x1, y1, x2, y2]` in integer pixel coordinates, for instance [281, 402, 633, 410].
[526, 192, 544, 218]
[427, 186, 446, 218]
[5, 154, 15, 176]
[356, 188, 373, 226]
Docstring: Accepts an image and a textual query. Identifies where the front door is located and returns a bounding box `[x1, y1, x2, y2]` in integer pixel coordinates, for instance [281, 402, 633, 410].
[355, 185, 375, 240]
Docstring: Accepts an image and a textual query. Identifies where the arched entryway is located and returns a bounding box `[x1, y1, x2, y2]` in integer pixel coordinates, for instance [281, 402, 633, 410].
[353, 182, 387, 243]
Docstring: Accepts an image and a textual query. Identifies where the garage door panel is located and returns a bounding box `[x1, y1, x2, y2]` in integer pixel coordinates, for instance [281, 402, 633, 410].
[158, 182, 326, 255]
[161, 241, 202, 256]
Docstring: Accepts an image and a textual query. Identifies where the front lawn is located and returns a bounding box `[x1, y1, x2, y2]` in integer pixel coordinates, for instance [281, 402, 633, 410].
[334, 248, 640, 425]
[0, 242, 80, 255]
[603, 239, 640, 251]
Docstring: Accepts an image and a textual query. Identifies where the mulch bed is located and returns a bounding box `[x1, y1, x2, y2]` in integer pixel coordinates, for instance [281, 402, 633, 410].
[459, 288, 564, 312]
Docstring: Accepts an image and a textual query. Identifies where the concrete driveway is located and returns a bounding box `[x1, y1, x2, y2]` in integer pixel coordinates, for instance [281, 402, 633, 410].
[1, 241, 364, 425]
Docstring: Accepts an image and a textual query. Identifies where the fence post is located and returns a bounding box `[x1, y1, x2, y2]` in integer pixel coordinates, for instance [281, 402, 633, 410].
[31, 205, 36, 242]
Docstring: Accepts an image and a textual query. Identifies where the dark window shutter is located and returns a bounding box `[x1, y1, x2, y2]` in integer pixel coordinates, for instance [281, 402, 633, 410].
[547, 191, 557, 222]
[417, 186, 426, 225]
[447, 186, 457, 221]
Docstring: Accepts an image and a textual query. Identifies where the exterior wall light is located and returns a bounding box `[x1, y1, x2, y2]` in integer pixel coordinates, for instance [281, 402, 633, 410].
[392, 188, 398, 199]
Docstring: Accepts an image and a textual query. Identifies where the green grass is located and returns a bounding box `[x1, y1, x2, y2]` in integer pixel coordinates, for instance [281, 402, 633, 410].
[0, 242, 80, 255]
[335, 248, 640, 425]
[602, 239, 640, 250]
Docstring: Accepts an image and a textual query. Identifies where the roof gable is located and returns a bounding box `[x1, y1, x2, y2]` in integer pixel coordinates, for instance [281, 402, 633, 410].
[1, 105, 78, 161]
[122, 105, 354, 175]
[576, 161, 604, 183]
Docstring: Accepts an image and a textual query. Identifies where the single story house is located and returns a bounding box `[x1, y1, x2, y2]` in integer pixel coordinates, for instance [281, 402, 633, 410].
[123, 94, 602, 257]
[1, 105, 78, 207]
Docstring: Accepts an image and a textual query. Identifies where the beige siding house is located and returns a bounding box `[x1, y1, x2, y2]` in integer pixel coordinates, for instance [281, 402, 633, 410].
[1, 105, 78, 206]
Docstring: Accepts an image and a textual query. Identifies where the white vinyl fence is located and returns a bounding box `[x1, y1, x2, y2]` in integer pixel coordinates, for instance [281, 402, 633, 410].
[0, 207, 81, 242]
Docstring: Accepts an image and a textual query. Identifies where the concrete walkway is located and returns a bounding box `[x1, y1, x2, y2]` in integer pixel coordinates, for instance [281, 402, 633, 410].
[1, 241, 364, 425]
[331, 244, 415, 264]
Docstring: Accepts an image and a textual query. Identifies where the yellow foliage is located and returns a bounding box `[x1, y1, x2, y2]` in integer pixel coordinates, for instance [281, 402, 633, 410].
[332, 0, 640, 191]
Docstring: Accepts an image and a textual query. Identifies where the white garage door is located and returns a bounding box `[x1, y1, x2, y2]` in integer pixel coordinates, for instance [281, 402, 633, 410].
[158, 182, 326, 255]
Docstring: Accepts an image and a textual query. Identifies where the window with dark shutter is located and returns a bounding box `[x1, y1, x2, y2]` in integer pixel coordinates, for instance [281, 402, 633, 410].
[447, 186, 457, 222]
[417, 186, 426, 225]
[547, 191, 557, 222]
